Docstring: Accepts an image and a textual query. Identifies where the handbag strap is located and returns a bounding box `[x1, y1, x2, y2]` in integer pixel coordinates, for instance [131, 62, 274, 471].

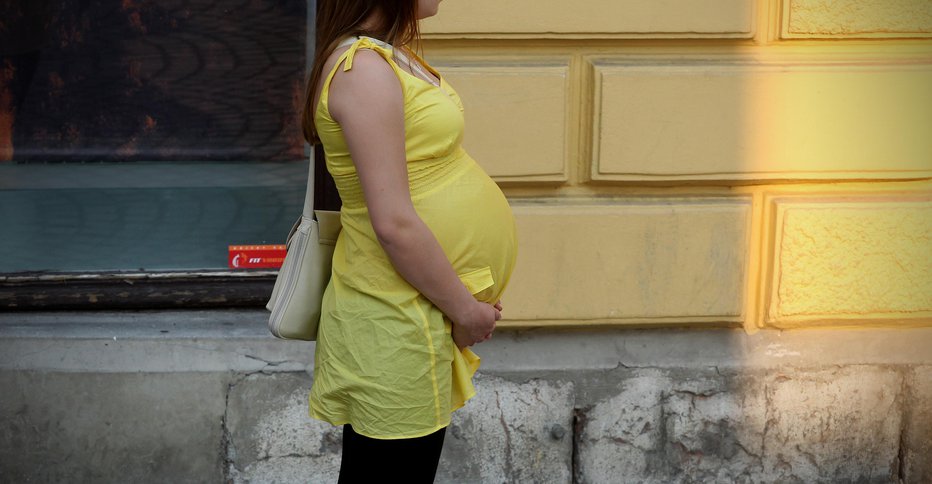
[302, 151, 315, 219]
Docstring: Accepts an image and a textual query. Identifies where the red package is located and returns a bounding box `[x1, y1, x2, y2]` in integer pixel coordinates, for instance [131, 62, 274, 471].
[228, 245, 287, 269]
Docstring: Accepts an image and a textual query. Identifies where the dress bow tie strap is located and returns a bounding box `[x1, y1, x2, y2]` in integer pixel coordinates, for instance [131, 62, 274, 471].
[339, 37, 395, 72]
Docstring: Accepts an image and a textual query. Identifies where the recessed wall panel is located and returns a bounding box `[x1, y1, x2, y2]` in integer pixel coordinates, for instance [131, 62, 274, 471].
[783, 0, 932, 38]
[503, 199, 750, 325]
[422, 0, 755, 38]
[766, 196, 932, 327]
[592, 61, 932, 182]
[439, 64, 570, 181]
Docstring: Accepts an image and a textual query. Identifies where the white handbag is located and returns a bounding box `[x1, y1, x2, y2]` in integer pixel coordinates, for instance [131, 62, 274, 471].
[266, 154, 342, 340]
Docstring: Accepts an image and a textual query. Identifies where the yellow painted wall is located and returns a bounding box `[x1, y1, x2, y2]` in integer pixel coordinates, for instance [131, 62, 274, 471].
[422, 0, 932, 331]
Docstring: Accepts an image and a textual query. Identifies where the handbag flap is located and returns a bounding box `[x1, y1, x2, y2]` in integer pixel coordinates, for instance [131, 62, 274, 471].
[315, 210, 342, 245]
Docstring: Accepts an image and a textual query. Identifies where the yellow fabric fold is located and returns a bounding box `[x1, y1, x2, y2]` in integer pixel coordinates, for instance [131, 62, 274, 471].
[451, 347, 481, 409]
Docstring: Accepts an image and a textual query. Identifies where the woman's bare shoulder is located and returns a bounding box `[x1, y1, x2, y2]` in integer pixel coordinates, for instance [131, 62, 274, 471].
[315, 44, 396, 118]
[326, 48, 403, 125]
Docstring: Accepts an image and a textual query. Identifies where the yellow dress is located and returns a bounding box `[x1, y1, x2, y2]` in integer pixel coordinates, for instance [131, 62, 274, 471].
[309, 36, 518, 439]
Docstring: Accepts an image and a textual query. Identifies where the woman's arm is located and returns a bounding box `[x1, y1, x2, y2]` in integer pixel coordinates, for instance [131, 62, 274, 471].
[327, 49, 498, 347]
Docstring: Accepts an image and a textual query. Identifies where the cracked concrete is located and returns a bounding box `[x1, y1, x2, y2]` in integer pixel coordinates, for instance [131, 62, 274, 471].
[761, 366, 902, 483]
[2, 365, 926, 483]
[220, 372, 576, 483]
[573, 366, 911, 483]
[437, 374, 575, 483]
[224, 372, 341, 483]
[903, 366, 932, 482]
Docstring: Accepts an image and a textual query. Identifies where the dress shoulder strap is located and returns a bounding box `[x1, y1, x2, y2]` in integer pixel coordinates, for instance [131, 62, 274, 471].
[336, 36, 396, 73]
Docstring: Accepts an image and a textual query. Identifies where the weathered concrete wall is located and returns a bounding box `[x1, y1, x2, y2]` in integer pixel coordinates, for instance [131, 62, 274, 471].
[1, 371, 228, 483]
[1, 310, 931, 483]
[905, 366, 932, 483]
[575, 366, 908, 483]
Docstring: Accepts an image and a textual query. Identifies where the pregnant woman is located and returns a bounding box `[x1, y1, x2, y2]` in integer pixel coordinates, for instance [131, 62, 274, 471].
[302, 0, 517, 481]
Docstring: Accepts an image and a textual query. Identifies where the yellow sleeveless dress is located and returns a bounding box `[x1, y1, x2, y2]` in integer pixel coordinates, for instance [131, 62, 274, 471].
[309, 36, 518, 439]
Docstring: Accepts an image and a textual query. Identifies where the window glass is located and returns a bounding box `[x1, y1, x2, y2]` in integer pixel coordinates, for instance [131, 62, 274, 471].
[0, 0, 310, 273]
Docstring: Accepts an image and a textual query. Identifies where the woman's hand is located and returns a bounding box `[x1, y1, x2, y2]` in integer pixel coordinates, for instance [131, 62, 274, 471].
[451, 300, 502, 349]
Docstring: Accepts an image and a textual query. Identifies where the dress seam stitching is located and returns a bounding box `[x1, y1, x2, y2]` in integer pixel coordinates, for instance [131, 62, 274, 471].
[412, 300, 443, 426]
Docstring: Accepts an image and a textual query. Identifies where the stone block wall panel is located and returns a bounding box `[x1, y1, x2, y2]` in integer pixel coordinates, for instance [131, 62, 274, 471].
[762, 367, 903, 482]
[766, 196, 932, 327]
[904, 366, 932, 482]
[422, 0, 755, 39]
[662, 374, 768, 482]
[224, 372, 341, 483]
[574, 366, 908, 483]
[0, 371, 228, 484]
[506, 199, 750, 325]
[575, 369, 768, 483]
[783, 0, 932, 38]
[437, 62, 571, 182]
[591, 60, 932, 182]
[437, 374, 576, 483]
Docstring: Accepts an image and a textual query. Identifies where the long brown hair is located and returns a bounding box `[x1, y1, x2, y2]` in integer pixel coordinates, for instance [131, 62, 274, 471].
[302, 0, 421, 145]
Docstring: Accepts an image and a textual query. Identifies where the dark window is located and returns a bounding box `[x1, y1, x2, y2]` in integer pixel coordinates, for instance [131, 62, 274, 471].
[0, 0, 315, 308]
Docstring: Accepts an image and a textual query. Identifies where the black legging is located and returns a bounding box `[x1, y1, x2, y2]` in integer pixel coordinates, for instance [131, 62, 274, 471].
[337, 424, 447, 483]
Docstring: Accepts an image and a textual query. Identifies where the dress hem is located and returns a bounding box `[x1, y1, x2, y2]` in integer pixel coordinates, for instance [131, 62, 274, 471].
[309, 410, 451, 441]
[308, 381, 478, 441]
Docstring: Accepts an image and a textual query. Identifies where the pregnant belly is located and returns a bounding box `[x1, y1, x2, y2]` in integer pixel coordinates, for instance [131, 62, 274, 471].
[414, 156, 518, 304]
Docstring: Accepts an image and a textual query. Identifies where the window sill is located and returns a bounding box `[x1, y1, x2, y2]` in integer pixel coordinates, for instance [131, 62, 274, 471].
[1, 271, 276, 311]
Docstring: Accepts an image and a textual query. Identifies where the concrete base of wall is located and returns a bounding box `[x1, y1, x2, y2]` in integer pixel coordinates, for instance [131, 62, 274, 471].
[1, 310, 930, 483]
